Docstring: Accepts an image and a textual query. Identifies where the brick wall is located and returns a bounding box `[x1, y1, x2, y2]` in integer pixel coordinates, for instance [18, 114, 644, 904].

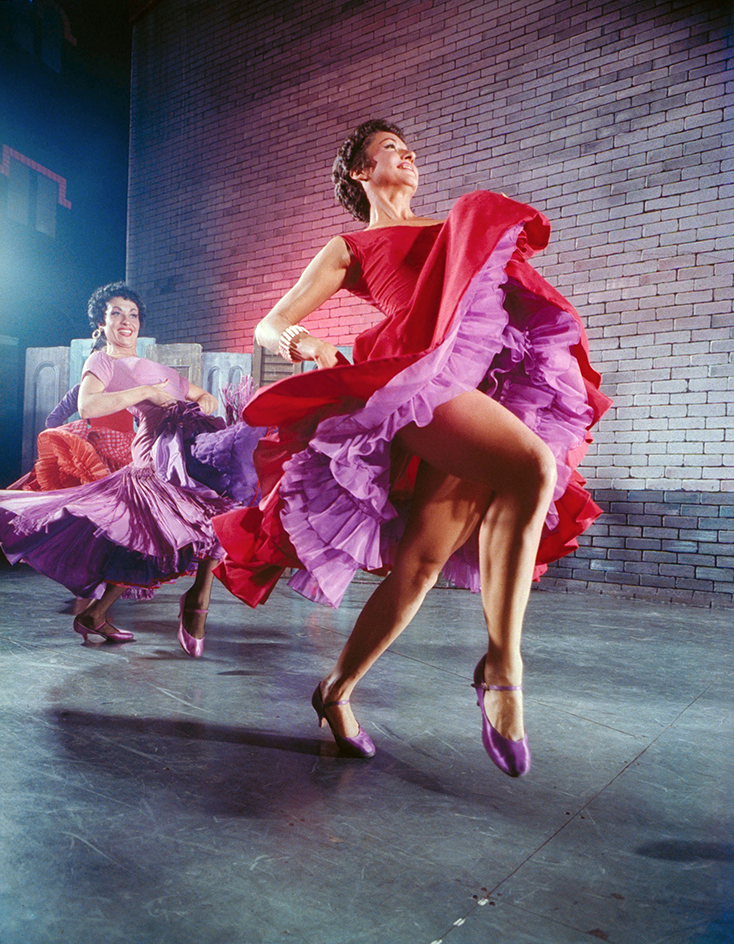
[542, 488, 734, 606]
[128, 0, 733, 605]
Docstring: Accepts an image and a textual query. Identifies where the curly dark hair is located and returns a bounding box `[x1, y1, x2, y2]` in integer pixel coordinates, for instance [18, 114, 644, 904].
[87, 282, 147, 335]
[332, 119, 407, 222]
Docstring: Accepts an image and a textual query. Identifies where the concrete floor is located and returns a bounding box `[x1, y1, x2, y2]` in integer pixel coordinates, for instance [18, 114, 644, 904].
[0, 566, 731, 944]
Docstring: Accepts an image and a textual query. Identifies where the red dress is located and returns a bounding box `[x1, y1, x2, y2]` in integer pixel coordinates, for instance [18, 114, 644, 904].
[213, 191, 612, 608]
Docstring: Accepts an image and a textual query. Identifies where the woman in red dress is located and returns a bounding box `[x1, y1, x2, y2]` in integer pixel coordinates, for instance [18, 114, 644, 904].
[214, 120, 611, 774]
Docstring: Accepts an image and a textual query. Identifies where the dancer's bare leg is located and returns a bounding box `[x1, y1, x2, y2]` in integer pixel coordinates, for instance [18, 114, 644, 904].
[320, 466, 490, 735]
[76, 583, 127, 631]
[321, 390, 556, 740]
[402, 391, 556, 741]
[180, 557, 217, 639]
[474, 470, 554, 741]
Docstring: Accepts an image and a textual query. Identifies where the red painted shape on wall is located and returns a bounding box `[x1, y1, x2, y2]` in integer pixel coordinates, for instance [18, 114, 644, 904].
[1, 146, 72, 209]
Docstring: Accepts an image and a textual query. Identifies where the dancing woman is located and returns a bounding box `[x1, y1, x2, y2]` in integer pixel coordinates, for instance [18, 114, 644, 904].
[0, 283, 262, 656]
[214, 120, 611, 774]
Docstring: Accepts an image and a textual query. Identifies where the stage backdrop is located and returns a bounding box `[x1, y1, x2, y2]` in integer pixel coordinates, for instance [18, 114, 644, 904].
[127, 0, 733, 607]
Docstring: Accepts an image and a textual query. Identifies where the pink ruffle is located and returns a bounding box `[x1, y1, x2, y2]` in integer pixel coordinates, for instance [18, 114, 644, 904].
[277, 224, 594, 607]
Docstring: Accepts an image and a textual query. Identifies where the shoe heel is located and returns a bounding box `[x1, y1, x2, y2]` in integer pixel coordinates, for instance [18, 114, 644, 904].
[311, 686, 327, 727]
[311, 684, 376, 759]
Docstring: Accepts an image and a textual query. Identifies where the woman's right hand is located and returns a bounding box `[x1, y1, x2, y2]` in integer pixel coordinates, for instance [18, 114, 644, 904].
[145, 380, 176, 405]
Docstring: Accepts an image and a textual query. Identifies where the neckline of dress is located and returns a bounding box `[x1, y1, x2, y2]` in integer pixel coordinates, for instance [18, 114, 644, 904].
[361, 221, 443, 232]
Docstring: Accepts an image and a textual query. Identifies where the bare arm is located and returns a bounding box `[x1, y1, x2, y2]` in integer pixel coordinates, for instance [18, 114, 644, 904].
[254, 236, 355, 369]
[187, 383, 218, 415]
[78, 372, 176, 419]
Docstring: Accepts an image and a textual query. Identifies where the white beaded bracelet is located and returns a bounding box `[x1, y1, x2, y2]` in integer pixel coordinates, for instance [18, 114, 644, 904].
[278, 324, 310, 362]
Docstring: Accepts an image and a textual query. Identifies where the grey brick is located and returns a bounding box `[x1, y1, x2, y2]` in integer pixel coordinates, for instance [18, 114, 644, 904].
[608, 549, 643, 561]
[696, 567, 734, 581]
[589, 559, 626, 572]
[624, 561, 661, 575]
[659, 564, 696, 578]
[606, 572, 640, 586]
[626, 538, 662, 551]
[700, 492, 734, 505]
[662, 516, 699, 529]
[642, 551, 678, 564]
[676, 578, 714, 592]
[661, 540, 699, 553]
[699, 518, 734, 531]
[637, 574, 678, 589]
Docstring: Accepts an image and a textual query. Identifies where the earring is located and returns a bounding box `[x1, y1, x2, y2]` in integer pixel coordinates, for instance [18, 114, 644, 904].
[92, 327, 103, 341]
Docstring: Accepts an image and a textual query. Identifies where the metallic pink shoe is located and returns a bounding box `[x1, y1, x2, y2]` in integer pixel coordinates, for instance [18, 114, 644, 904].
[472, 656, 531, 778]
[73, 616, 134, 644]
[312, 684, 376, 758]
[177, 593, 206, 658]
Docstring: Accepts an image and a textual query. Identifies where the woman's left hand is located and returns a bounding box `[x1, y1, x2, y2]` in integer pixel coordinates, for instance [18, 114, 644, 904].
[299, 335, 341, 369]
[195, 391, 219, 415]
[187, 383, 219, 415]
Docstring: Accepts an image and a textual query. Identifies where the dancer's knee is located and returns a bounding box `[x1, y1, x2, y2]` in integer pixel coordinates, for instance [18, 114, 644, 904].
[536, 442, 558, 495]
[393, 549, 445, 595]
[516, 441, 557, 505]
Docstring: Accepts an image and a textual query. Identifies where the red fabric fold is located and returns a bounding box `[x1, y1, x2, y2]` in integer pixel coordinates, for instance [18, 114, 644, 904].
[214, 191, 611, 607]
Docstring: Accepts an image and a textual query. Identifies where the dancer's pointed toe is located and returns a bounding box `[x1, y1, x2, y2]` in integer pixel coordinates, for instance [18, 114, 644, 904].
[177, 593, 206, 657]
[472, 656, 531, 778]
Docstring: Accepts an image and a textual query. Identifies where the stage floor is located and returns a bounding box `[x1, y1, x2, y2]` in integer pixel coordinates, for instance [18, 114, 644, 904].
[0, 568, 731, 944]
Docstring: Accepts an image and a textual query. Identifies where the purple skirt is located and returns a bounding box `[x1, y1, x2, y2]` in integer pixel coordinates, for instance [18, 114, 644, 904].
[0, 402, 263, 598]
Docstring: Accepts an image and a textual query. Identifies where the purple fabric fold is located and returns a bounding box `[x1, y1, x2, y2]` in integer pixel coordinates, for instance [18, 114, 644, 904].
[187, 421, 267, 506]
[0, 465, 232, 598]
[0, 401, 241, 599]
[151, 400, 226, 496]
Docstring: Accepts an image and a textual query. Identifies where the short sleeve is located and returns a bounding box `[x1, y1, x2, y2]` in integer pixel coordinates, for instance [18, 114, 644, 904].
[82, 351, 114, 388]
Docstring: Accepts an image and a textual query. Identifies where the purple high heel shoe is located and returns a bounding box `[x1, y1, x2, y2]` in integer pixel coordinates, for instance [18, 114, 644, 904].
[472, 656, 531, 778]
[311, 684, 376, 758]
[73, 616, 134, 644]
[177, 593, 206, 658]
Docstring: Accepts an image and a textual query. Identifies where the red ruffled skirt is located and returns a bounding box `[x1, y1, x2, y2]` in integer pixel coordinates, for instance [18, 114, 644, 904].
[214, 192, 612, 608]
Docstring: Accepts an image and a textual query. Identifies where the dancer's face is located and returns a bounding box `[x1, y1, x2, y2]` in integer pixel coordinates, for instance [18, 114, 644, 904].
[100, 296, 140, 352]
[355, 131, 418, 190]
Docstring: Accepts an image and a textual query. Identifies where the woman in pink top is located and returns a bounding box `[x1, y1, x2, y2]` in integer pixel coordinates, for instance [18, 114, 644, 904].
[0, 283, 262, 656]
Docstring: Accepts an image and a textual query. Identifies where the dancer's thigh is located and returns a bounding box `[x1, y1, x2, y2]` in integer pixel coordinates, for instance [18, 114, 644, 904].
[394, 461, 492, 571]
[397, 389, 550, 493]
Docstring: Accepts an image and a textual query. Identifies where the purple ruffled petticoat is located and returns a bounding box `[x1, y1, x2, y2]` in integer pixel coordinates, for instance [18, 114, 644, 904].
[0, 402, 240, 599]
[276, 223, 594, 608]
